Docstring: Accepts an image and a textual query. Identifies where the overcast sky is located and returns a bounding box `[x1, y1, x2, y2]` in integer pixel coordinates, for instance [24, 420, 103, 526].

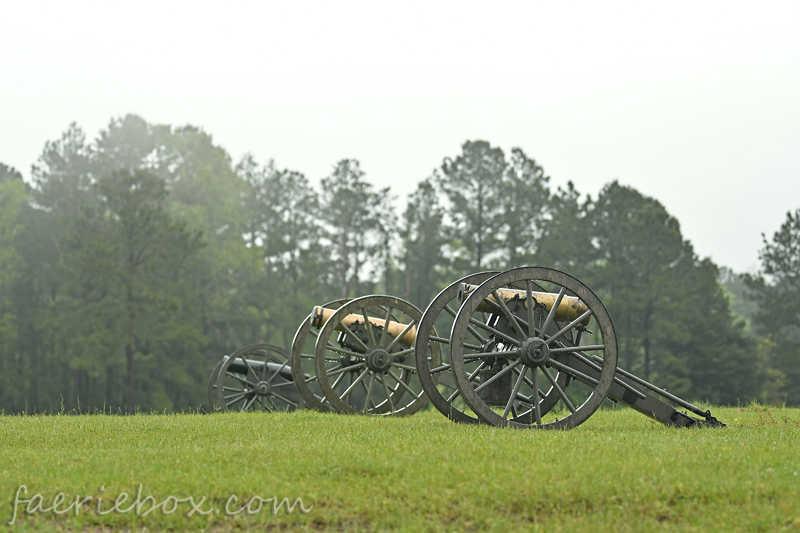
[2, 1, 798, 273]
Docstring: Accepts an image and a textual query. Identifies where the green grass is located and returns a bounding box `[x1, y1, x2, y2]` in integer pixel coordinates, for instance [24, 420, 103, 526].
[1, 406, 799, 532]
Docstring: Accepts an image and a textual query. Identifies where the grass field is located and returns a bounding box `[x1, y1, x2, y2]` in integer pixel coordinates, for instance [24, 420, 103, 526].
[1, 405, 799, 532]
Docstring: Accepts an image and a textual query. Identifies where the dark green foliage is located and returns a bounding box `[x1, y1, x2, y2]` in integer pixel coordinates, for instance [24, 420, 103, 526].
[0, 164, 28, 411]
[59, 169, 203, 413]
[588, 183, 759, 403]
[535, 181, 595, 277]
[401, 179, 448, 308]
[435, 140, 508, 273]
[719, 267, 759, 329]
[319, 159, 392, 298]
[501, 148, 550, 268]
[745, 210, 800, 405]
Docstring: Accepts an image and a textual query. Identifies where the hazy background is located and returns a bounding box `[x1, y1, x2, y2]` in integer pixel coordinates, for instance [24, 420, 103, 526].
[2, 0, 799, 273]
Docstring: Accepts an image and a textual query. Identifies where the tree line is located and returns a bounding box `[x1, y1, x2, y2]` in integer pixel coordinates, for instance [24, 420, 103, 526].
[0, 114, 796, 413]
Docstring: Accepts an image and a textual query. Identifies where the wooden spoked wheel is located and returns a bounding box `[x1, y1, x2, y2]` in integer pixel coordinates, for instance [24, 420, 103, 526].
[415, 272, 570, 424]
[314, 295, 438, 416]
[290, 299, 350, 412]
[214, 344, 303, 412]
[450, 267, 617, 429]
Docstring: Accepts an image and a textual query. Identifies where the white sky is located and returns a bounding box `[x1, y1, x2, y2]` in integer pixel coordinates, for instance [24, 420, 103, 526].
[2, 0, 799, 273]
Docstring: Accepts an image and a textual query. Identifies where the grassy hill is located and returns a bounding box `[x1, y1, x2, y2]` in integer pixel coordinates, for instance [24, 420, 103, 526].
[1, 405, 799, 532]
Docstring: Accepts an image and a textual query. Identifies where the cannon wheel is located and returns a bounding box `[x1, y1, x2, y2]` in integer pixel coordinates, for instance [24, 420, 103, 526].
[207, 357, 226, 412]
[450, 267, 617, 429]
[215, 344, 302, 412]
[291, 299, 403, 412]
[290, 298, 350, 412]
[315, 295, 438, 416]
[416, 272, 570, 424]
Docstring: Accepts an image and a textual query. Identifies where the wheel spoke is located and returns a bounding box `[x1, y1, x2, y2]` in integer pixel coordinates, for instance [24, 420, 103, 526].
[386, 318, 417, 351]
[474, 360, 521, 394]
[363, 372, 376, 414]
[326, 362, 366, 377]
[257, 397, 269, 411]
[539, 286, 567, 336]
[271, 392, 299, 407]
[225, 394, 247, 407]
[503, 365, 527, 419]
[269, 381, 297, 389]
[468, 317, 521, 347]
[549, 344, 605, 354]
[338, 320, 370, 352]
[390, 346, 415, 358]
[380, 375, 395, 415]
[239, 356, 260, 381]
[264, 395, 279, 411]
[380, 306, 394, 347]
[542, 366, 576, 413]
[388, 370, 422, 399]
[341, 368, 370, 399]
[532, 368, 542, 425]
[446, 304, 488, 344]
[226, 372, 255, 387]
[547, 359, 599, 386]
[464, 350, 519, 361]
[319, 364, 342, 378]
[429, 363, 451, 374]
[392, 362, 417, 372]
[330, 370, 347, 391]
[259, 354, 268, 381]
[492, 290, 526, 340]
[361, 308, 377, 346]
[264, 359, 289, 385]
[360, 379, 379, 410]
[526, 280, 536, 337]
[512, 365, 545, 396]
[546, 310, 593, 345]
[430, 335, 450, 345]
[242, 395, 258, 412]
[446, 362, 485, 403]
[224, 391, 249, 402]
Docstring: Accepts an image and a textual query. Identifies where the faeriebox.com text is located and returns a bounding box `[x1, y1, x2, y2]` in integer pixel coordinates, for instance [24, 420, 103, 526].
[8, 485, 312, 525]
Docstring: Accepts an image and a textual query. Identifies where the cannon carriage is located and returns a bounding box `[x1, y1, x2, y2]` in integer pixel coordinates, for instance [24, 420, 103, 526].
[207, 266, 724, 429]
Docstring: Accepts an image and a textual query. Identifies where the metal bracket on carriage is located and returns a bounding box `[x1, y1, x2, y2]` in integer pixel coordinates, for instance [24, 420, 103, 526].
[311, 306, 417, 346]
[458, 283, 592, 325]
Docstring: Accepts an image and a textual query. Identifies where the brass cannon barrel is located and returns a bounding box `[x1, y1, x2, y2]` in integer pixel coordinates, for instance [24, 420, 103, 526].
[311, 306, 417, 346]
[459, 283, 590, 323]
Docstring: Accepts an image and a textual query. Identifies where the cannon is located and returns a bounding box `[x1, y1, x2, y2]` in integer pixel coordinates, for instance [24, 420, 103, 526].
[414, 266, 724, 429]
[208, 344, 304, 412]
[207, 265, 723, 430]
[207, 296, 438, 417]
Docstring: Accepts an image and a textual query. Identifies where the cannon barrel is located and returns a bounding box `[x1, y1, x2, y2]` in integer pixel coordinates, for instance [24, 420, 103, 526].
[224, 357, 297, 381]
[311, 306, 417, 346]
[459, 283, 590, 323]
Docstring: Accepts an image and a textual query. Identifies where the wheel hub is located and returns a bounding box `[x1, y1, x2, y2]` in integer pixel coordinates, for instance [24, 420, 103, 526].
[366, 348, 392, 372]
[255, 381, 271, 395]
[520, 337, 550, 366]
